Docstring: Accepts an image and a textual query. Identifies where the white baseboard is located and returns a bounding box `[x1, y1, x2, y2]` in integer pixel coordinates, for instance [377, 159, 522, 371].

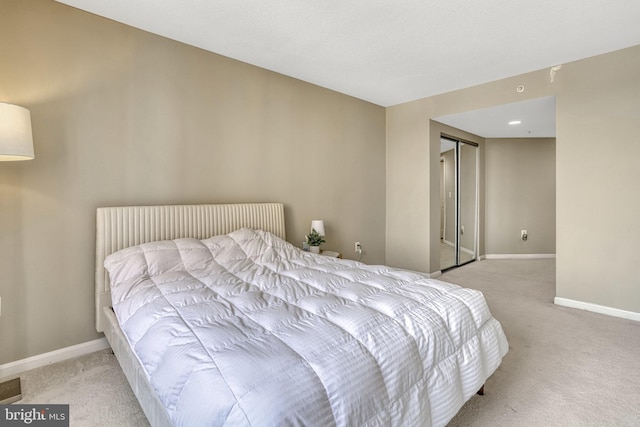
[485, 254, 556, 259]
[0, 338, 110, 380]
[554, 297, 640, 322]
[428, 270, 442, 278]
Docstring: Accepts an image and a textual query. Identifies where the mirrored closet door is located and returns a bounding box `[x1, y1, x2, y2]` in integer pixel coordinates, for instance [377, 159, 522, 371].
[440, 136, 478, 270]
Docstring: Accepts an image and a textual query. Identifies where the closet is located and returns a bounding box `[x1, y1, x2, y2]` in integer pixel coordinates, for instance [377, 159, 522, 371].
[440, 136, 478, 270]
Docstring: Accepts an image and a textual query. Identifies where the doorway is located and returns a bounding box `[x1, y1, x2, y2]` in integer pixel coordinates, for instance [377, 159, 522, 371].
[440, 135, 479, 270]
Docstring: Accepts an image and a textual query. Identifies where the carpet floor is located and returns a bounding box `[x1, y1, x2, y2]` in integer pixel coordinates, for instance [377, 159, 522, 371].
[7, 259, 640, 426]
[443, 259, 640, 426]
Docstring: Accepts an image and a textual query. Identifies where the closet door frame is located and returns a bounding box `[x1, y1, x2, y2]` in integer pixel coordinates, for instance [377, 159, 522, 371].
[442, 134, 479, 270]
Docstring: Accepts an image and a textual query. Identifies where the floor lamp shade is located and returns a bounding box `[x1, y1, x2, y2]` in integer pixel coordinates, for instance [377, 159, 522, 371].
[0, 103, 34, 161]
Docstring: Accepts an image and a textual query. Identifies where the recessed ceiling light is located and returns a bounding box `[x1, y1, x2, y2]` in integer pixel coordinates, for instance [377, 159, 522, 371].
[508, 120, 522, 125]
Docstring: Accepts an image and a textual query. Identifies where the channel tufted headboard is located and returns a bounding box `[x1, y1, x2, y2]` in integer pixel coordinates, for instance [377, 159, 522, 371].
[95, 203, 286, 332]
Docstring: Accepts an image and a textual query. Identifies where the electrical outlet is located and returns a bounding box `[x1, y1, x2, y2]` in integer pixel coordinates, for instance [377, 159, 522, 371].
[355, 242, 362, 254]
[521, 230, 528, 241]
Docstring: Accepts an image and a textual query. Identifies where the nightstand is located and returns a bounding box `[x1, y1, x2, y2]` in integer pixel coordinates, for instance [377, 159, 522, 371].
[320, 250, 342, 258]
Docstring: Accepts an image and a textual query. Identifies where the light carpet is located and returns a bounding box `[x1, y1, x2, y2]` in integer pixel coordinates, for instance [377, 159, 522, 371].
[444, 259, 640, 426]
[6, 259, 640, 426]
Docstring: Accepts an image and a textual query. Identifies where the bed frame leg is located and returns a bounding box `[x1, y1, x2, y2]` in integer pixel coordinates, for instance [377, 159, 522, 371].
[477, 385, 485, 396]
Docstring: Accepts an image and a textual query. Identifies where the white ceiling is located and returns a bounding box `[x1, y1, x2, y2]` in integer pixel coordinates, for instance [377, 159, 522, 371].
[55, 0, 640, 136]
[435, 96, 556, 138]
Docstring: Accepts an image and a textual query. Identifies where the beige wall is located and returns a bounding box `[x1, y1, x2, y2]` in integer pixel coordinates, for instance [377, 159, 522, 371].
[386, 115, 484, 273]
[0, 0, 386, 365]
[485, 138, 556, 255]
[554, 47, 640, 313]
[387, 45, 640, 314]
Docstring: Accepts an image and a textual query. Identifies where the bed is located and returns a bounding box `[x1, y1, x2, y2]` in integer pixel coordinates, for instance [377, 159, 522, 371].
[95, 203, 508, 427]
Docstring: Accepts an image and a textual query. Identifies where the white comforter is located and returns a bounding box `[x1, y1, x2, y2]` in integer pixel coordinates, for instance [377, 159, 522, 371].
[105, 228, 508, 427]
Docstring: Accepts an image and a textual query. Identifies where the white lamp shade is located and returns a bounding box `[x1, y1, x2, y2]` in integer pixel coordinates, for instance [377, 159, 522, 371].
[310, 220, 325, 236]
[0, 103, 34, 161]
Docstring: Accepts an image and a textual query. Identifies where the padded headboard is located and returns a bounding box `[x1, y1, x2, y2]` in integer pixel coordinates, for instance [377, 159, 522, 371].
[95, 203, 286, 332]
